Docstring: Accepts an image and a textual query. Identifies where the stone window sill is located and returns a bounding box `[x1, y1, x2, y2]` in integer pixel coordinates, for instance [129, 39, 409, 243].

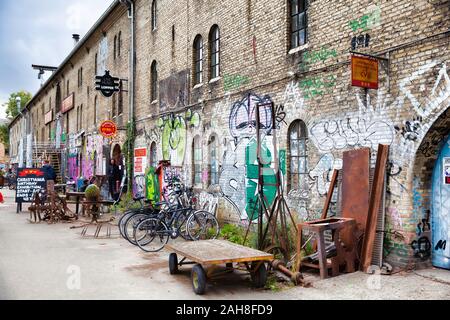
[288, 43, 309, 55]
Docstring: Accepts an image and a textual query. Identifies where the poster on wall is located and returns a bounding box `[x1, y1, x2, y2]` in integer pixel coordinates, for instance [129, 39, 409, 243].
[15, 168, 46, 203]
[134, 148, 147, 176]
[444, 157, 450, 185]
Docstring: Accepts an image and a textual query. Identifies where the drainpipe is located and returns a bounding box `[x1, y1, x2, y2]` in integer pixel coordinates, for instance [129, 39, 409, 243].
[120, 0, 135, 193]
[120, 0, 135, 124]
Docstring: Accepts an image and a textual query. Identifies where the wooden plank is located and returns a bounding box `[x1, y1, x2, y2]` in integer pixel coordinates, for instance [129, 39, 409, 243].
[165, 240, 274, 266]
[360, 144, 389, 272]
[341, 148, 370, 249]
[320, 169, 339, 220]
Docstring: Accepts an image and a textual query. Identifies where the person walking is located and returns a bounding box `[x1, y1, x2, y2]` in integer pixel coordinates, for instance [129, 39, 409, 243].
[108, 159, 122, 200]
[42, 159, 57, 182]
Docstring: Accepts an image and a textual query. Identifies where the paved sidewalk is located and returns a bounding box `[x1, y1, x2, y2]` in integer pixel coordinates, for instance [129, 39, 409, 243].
[0, 188, 449, 300]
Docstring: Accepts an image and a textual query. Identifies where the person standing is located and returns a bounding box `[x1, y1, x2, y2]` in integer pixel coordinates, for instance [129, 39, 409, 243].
[108, 159, 122, 200]
[42, 160, 57, 181]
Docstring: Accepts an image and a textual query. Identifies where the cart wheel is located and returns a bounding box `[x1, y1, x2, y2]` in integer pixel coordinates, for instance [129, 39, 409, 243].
[251, 262, 267, 288]
[169, 253, 178, 275]
[191, 264, 207, 295]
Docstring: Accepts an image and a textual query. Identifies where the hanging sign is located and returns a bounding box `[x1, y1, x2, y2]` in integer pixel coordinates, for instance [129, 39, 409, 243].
[95, 70, 120, 97]
[15, 168, 46, 203]
[444, 157, 450, 185]
[44, 110, 53, 125]
[99, 120, 117, 139]
[351, 55, 379, 89]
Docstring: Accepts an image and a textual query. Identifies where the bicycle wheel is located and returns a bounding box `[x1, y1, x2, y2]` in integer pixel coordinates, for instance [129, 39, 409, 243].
[134, 218, 169, 252]
[118, 211, 136, 239]
[124, 213, 149, 245]
[173, 211, 191, 240]
[187, 210, 220, 241]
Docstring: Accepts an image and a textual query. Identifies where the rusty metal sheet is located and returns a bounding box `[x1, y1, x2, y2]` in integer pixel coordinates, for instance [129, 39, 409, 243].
[341, 148, 370, 248]
[361, 144, 389, 272]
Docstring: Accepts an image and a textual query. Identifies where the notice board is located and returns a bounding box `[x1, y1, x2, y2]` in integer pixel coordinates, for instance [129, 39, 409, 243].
[15, 168, 46, 203]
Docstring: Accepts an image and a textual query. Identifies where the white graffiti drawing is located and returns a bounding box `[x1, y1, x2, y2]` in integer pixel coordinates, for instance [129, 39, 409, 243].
[310, 90, 395, 153]
[283, 81, 305, 110]
[309, 153, 342, 196]
[286, 189, 310, 221]
[399, 62, 450, 120]
[134, 175, 145, 198]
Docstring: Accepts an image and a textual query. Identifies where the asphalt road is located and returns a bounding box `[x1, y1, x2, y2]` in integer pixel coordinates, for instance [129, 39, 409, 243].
[0, 188, 449, 300]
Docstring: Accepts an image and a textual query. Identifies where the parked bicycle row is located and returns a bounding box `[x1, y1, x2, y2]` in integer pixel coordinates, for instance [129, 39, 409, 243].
[118, 181, 220, 252]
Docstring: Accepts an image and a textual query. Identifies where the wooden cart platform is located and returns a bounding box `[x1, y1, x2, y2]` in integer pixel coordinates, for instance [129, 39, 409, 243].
[165, 240, 274, 295]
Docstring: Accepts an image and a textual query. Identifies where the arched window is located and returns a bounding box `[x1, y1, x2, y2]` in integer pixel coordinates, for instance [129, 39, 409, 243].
[151, 1, 157, 31]
[209, 25, 220, 79]
[288, 120, 308, 192]
[192, 136, 202, 184]
[118, 31, 122, 57]
[114, 35, 117, 60]
[208, 135, 219, 185]
[94, 95, 98, 125]
[66, 80, 70, 96]
[193, 35, 203, 85]
[95, 53, 98, 75]
[150, 142, 157, 167]
[151, 60, 158, 102]
[290, 0, 308, 49]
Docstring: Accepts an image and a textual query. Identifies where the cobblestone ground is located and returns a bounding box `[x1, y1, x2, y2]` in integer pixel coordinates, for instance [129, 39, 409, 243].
[0, 188, 449, 300]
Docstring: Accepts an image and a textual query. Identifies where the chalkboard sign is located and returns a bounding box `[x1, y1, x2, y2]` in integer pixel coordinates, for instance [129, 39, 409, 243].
[15, 168, 47, 203]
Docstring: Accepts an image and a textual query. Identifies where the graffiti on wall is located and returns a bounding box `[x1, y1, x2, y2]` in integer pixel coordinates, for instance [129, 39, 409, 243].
[159, 69, 189, 112]
[299, 75, 337, 100]
[223, 74, 250, 92]
[349, 5, 381, 32]
[299, 46, 337, 72]
[351, 34, 371, 50]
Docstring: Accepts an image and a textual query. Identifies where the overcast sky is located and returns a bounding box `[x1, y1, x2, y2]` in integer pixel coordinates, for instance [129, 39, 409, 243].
[0, 0, 115, 119]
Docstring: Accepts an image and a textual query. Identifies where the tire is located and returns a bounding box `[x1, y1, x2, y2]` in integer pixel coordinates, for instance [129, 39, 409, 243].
[191, 264, 207, 295]
[187, 211, 220, 241]
[134, 218, 169, 252]
[251, 262, 267, 288]
[173, 211, 191, 240]
[124, 213, 148, 245]
[169, 253, 178, 275]
[118, 211, 135, 239]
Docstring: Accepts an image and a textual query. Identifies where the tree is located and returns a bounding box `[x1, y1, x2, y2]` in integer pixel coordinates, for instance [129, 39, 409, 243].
[2, 90, 32, 119]
[0, 123, 9, 153]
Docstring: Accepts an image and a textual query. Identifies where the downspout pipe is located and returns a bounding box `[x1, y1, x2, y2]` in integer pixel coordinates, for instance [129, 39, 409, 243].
[120, 0, 135, 193]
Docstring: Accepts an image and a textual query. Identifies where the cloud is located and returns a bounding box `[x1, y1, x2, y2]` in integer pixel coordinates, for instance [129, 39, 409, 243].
[0, 0, 114, 120]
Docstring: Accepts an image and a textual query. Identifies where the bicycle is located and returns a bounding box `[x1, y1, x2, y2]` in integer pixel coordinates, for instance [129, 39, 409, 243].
[133, 208, 219, 252]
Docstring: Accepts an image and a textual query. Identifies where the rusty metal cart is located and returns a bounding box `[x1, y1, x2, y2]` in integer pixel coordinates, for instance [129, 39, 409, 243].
[165, 239, 274, 295]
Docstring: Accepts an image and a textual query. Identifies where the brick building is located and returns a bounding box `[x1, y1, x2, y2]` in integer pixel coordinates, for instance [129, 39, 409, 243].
[9, 0, 450, 271]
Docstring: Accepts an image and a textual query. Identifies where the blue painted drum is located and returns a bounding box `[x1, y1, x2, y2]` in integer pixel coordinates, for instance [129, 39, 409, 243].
[431, 134, 450, 269]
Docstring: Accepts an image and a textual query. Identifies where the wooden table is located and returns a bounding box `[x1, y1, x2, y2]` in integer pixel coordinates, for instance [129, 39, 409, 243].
[165, 240, 274, 295]
[66, 192, 85, 215]
[297, 217, 357, 279]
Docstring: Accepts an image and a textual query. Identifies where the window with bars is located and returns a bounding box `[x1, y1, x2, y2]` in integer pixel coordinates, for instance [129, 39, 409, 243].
[209, 25, 220, 79]
[290, 0, 308, 49]
[151, 61, 158, 102]
[288, 120, 308, 192]
[193, 35, 203, 85]
[193, 136, 202, 185]
[209, 135, 219, 186]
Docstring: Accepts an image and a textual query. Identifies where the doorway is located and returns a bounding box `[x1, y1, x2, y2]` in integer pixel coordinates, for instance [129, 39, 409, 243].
[431, 134, 450, 269]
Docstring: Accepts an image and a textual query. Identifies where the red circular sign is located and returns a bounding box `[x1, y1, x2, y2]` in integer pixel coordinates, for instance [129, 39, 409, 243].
[99, 120, 117, 138]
